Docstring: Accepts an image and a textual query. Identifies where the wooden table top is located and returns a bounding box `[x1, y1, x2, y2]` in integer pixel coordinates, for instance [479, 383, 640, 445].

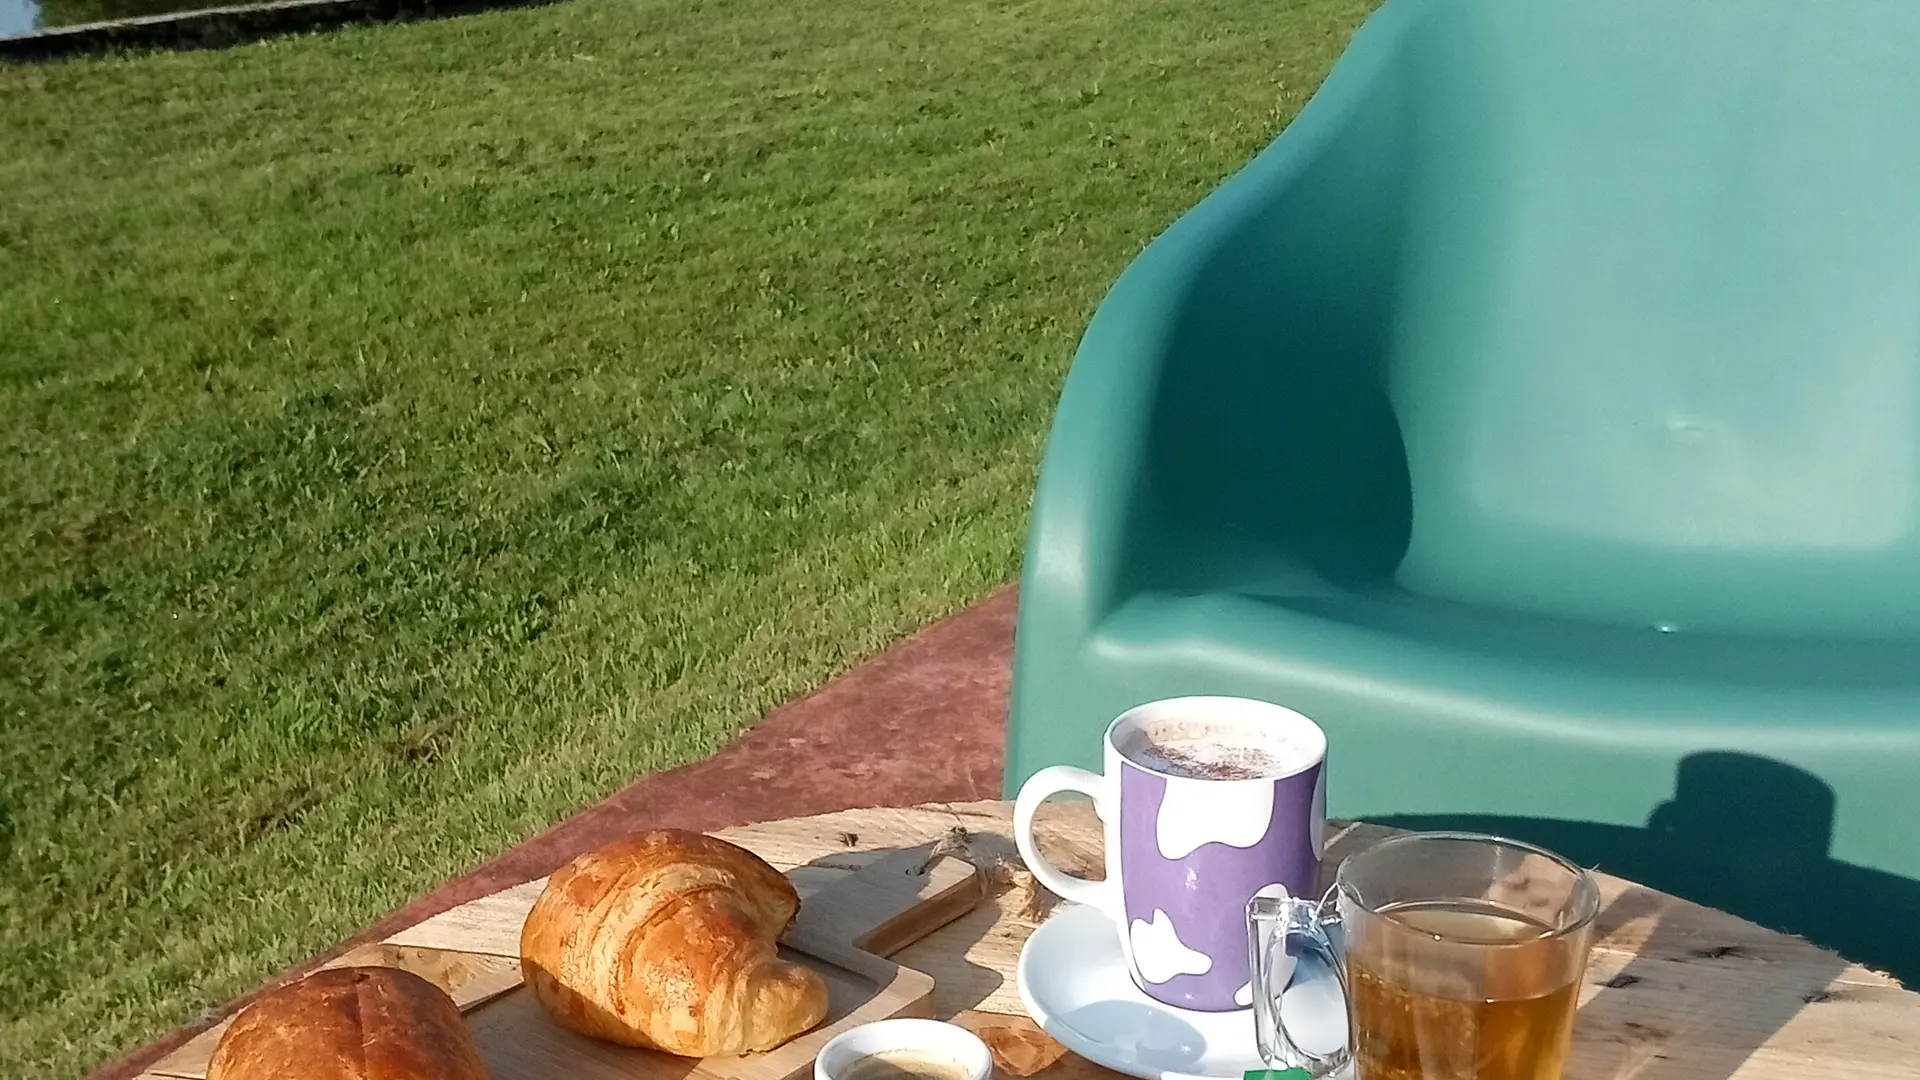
[163, 799, 1920, 1080]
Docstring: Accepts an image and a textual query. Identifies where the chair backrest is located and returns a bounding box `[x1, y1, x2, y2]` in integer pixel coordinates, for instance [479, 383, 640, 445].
[1387, 0, 1920, 638]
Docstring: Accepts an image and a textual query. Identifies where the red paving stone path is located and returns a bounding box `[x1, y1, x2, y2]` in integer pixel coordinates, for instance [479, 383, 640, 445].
[92, 587, 1017, 1080]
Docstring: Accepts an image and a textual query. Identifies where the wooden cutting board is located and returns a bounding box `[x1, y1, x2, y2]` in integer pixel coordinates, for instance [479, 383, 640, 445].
[145, 848, 987, 1080]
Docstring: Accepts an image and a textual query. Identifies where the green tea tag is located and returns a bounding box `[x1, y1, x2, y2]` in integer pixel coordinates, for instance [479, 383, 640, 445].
[1242, 1070, 1312, 1080]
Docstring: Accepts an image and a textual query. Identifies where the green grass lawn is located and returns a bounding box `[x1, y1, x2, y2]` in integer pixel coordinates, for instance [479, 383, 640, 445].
[0, 0, 1368, 1073]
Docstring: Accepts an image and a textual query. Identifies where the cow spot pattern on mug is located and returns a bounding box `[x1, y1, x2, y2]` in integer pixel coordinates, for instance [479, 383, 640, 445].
[1118, 763, 1320, 1008]
[1129, 910, 1214, 983]
[1156, 777, 1276, 860]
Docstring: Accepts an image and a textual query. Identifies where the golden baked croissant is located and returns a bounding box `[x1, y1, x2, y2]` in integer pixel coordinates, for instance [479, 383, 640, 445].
[519, 829, 829, 1056]
[207, 966, 488, 1080]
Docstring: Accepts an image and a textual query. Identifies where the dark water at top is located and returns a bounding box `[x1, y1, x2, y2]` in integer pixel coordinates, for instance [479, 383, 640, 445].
[2, 0, 222, 35]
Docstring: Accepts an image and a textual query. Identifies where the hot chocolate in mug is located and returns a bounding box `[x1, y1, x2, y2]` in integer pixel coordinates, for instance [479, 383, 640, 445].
[1012, 696, 1328, 1012]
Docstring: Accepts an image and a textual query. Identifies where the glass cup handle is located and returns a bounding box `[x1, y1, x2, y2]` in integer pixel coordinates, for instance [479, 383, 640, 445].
[1247, 892, 1351, 1079]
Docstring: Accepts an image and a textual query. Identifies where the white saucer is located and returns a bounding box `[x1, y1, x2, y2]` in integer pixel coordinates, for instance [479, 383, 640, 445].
[1016, 903, 1269, 1080]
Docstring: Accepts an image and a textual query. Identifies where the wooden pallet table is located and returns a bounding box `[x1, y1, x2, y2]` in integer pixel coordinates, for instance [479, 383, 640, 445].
[139, 799, 1919, 1080]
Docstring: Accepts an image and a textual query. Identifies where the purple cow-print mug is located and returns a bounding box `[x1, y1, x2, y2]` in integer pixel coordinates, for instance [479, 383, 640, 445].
[1013, 697, 1327, 1012]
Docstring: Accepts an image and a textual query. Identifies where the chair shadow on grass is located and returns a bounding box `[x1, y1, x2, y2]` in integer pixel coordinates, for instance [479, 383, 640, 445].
[1377, 751, 1918, 1079]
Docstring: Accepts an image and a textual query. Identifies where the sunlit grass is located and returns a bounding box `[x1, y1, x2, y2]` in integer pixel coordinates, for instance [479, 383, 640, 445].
[0, 0, 1369, 1073]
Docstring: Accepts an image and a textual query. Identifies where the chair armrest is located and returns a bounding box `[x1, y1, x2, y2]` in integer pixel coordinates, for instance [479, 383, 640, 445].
[1023, 20, 1417, 631]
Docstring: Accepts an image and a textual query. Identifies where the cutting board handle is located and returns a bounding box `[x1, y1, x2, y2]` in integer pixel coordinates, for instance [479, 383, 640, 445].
[786, 849, 986, 958]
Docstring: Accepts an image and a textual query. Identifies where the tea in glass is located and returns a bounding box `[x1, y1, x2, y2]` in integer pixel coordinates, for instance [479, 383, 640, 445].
[1247, 832, 1600, 1080]
[1347, 899, 1583, 1080]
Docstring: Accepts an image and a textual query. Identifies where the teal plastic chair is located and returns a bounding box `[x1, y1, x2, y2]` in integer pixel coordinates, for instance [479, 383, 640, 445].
[1008, 0, 1920, 982]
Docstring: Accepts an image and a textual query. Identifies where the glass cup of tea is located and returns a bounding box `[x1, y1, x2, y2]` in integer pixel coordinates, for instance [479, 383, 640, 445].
[1248, 832, 1601, 1080]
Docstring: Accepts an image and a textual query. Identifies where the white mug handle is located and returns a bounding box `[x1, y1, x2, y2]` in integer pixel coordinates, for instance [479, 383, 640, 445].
[1012, 765, 1119, 915]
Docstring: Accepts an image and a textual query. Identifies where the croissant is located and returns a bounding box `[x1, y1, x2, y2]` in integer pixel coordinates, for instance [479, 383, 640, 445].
[206, 966, 488, 1080]
[519, 829, 830, 1056]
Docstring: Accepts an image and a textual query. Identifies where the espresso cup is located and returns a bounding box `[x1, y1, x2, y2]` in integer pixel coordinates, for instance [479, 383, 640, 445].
[1013, 696, 1328, 1012]
[814, 1019, 994, 1080]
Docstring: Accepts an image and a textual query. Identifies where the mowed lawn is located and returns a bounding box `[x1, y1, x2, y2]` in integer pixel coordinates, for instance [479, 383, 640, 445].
[0, 0, 1369, 1074]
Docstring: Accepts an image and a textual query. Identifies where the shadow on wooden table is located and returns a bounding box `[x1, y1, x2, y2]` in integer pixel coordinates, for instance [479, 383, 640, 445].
[1379, 751, 1910, 1080]
[1376, 751, 1919, 987]
[1565, 884, 1849, 1080]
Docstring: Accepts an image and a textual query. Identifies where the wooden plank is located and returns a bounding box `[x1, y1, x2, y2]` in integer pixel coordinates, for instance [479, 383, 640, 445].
[387, 850, 981, 959]
[386, 879, 546, 956]
[149, 845, 984, 1080]
[689, 801, 1920, 1079]
[143, 798, 1920, 1080]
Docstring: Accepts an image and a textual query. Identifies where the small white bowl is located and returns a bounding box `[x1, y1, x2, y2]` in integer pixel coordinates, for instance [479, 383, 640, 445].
[814, 1019, 994, 1080]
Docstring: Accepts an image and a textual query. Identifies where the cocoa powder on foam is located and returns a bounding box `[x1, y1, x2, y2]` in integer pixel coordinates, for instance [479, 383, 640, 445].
[1120, 718, 1311, 780]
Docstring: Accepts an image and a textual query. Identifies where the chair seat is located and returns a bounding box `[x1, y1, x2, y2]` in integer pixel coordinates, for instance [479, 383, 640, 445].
[1100, 587, 1920, 740]
[1085, 588, 1920, 966]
